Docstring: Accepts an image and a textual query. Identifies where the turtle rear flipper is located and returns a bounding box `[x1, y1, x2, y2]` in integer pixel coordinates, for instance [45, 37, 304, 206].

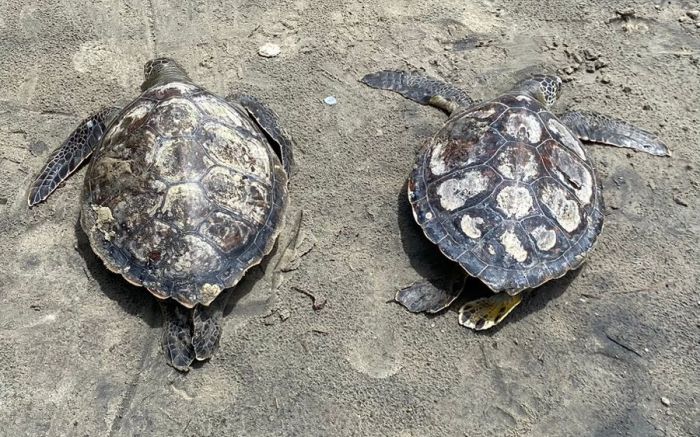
[28, 106, 121, 206]
[458, 293, 523, 331]
[395, 277, 464, 314]
[192, 302, 224, 361]
[230, 94, 295, 175]
[160, 300, 225, 370]
[160, 301, 195, 371]
[559, 110, 669, 156]
[361, 70, 474, 115]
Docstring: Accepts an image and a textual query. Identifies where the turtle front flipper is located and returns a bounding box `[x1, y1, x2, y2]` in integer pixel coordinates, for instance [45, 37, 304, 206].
[28, 106, 121, 206]
[192, 302, 224, 361]
[360, 70, 474, 115]
[395, 277, 465, 314]
[559, 110, 669, 157]
[160, 301, 195, 371]
[229, 94, 295, 175]
[458, 293, 523, 331]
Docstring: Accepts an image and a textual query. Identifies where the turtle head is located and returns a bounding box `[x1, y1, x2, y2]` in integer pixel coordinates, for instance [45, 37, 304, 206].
[141, 58, 192, 91]
[511, 74, 562, 108]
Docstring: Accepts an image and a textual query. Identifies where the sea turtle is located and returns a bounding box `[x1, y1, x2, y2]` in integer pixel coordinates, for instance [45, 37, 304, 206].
[28, 58, 294, 370]
[361, 70, 668, 330]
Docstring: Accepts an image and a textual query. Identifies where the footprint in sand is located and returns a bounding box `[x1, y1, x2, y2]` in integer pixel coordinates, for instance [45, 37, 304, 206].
[345, 321, 403, 379]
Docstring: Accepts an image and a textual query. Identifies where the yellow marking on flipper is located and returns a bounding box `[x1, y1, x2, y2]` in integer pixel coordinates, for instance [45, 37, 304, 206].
[458, 293, 523, 330]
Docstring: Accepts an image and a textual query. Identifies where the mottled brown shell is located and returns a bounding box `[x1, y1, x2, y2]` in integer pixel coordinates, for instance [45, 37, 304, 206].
[408, 94, 603, 293]
[80, 82, 288, 307]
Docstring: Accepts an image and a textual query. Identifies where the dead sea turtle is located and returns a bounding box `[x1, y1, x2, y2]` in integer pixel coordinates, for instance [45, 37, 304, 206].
[28, 58, 294, 370]
[361, 70, 667, 329]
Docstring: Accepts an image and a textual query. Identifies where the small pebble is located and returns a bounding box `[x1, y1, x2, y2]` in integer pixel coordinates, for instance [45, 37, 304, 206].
[258, 43, 281, 58]
[323, 96, 337, 105]
[583, 49, 599, 61]
[688, 10, 699, 20]
[601, 75, 611, 84]
[585, 64, 595, 73]
[279, 308, 291, 321]
[673, 196, 688, 207]
[563, 66, 575, 75]
[616, 8, 635, 18]
[572, 53, 583, 64]
[660, 397, 671, 407]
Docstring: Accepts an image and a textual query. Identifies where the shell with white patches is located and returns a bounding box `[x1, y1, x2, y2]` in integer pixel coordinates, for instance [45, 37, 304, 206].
[499, 229, 528, 263]
[537, 182, 581, 233]
[460, 214, 485, 239]
[409, 80, 604, 294]
[435, 170, 489, 211]
[530, 225, 557, 251]
[80, 81, 289, 308]
[495, 185, 533, 219]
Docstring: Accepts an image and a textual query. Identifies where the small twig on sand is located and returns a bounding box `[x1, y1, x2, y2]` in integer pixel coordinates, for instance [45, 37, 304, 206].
[581, 287, 656, 299]
[605, 332, 643, 357]
[292, 286, 327, 311]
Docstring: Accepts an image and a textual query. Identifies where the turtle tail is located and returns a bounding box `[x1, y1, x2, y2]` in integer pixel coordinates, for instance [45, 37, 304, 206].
[360, 70, 473, 114]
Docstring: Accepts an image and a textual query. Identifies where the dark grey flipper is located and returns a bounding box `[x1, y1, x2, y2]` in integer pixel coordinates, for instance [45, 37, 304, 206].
[192, 302, 224, 361]
[28, 106, 121, 206]
[160, 301, 195, 372]
[160, 297, 226, 371]
[559, 110, 669, 157]
[395, 277, 465, 314]
[361, 70, 474, 115]
[228, 94, 295, 175]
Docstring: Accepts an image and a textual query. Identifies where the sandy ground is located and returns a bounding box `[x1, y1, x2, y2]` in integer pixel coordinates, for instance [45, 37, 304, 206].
[1, 0, 699, 436]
